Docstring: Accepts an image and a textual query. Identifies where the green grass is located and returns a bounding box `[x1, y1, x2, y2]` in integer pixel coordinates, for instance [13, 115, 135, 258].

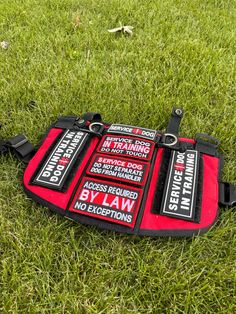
[0, 0, 236, 312]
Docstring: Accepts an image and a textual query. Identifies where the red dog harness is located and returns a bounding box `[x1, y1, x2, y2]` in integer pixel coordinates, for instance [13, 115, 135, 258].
[3, 109, 236, 237]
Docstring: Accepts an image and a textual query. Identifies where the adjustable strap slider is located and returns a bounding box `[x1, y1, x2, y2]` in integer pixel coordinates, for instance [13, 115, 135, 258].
[219, 182, 236, 207]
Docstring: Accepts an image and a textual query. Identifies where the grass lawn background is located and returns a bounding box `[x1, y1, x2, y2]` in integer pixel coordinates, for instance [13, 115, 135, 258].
[0, 0, 235, 313]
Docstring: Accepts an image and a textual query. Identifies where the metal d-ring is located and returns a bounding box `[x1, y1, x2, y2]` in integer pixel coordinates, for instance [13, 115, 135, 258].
[163, 133, 178, 146]
[89, 122, 104, 133]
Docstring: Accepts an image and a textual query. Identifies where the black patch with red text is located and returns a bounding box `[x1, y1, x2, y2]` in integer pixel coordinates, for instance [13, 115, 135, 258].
[97, 135, 154, 160]
[33, 130, 88, 190]
[160, 150, 199, 221]
[108, 124, 157, 141]
[87, 154, 149, 186]
[69, 177, 142, 227]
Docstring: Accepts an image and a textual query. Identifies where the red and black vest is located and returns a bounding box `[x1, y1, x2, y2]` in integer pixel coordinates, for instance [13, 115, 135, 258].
[3, 108, 236, 237]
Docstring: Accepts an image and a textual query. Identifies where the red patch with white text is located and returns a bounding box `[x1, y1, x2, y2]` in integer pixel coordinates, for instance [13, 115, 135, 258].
[87, 154, 150, 186]
[69, 177, 143, 227]
[97, 135, 154, 160]
[108, 124, 157, 140]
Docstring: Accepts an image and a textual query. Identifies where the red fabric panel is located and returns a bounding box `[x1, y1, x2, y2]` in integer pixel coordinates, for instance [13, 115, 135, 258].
[23, 128, 99, 210]
[140, 152, 219, 231]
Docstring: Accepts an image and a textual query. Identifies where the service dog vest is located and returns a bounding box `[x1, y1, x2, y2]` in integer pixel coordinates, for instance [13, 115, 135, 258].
[4, 109, 236, 237]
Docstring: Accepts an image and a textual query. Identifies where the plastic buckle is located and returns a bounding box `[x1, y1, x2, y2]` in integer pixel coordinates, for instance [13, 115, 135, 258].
[219, 182, 236, 206]
[7, 134, 35, 163]
[10, 138, 28, 149]
[7, 135, 28, 148]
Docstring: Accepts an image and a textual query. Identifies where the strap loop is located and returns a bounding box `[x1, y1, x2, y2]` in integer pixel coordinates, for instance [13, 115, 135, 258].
[195, 133, 220, 156]
[166, 107, 184, 135]
[82, 112, 102, 122]
[55, 116, 77, 129]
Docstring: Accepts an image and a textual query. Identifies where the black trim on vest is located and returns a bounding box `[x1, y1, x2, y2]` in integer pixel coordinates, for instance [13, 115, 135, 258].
[23, 183, 218, 237]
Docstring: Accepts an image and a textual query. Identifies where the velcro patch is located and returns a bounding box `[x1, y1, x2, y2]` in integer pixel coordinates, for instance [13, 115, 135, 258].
[69, 177, 143, 227]
[108, 124, 157, 141]
[160, 150, 199, 221]
[87, 154, 149, 186]
[33, 130, 88, 190]
[97, 135, 154, 160]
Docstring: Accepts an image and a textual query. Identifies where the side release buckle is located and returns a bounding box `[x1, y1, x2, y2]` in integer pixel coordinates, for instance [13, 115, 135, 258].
[219, 182, 236, 207]
[7, 134, 35, 163]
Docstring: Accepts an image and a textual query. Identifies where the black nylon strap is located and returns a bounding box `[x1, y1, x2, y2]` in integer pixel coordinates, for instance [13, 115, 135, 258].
[219, 182, 236, 207]
[55, 116, 77, 129]
[55, 113, 102, 130]
[75, 112, 102, 129]
[195, 133, 220, 156]
[166, 108, 184, 135]
[7, 134, 35, 163]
